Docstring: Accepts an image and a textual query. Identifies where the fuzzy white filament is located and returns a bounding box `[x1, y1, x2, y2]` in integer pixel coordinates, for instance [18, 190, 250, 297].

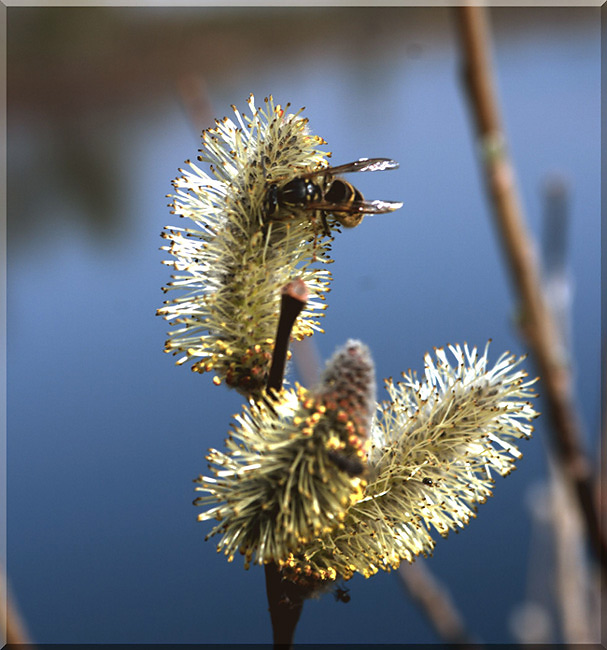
[194, 341, 537, 586]
[194, 340, 377, 576]
[281, 343, 538, 584]
[159, 95, 333, 396]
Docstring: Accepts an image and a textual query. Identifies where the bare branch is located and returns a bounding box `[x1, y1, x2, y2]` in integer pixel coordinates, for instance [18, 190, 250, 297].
[454, 5, 606, 581]
[265, 278, 309, 649]
[398, 561, 479, 649]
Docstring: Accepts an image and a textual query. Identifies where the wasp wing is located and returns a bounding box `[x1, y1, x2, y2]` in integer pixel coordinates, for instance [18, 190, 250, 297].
[355, 199, 403, 214]
[296, 158, 400, 180]
[306, 199, 403, 214]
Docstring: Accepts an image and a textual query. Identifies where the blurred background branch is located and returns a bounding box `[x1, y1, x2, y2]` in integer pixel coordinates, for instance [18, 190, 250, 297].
[1, 564, 33, 646]
[540, 178, 598, 643]
[454, 6, 606, 588]
[397, 562, 478, 649]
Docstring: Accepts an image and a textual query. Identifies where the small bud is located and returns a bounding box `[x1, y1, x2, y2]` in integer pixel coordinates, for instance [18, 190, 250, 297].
[315, 339, 376, 440]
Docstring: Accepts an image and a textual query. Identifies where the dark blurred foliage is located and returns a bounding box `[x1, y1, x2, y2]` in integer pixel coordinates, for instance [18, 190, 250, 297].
[8, 6, 594, 243]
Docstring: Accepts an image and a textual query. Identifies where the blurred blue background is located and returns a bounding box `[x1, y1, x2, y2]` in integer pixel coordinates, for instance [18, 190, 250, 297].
[6, 6, 601, 645]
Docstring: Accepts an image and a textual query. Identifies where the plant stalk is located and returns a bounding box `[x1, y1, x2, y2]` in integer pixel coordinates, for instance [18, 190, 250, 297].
[265, 278, 309, 649]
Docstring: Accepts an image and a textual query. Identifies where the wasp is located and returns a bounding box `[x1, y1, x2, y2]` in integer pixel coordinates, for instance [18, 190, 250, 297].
[333, 586, 351, 603]
[264, 157, 403, 235]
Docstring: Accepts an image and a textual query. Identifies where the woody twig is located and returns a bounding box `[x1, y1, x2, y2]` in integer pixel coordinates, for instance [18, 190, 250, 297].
[265, 278, 309, 649]
[454, 5, 606, 581]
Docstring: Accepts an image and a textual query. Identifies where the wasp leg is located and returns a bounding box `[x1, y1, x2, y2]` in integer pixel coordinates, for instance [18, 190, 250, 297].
[320, 213, 331, 237]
